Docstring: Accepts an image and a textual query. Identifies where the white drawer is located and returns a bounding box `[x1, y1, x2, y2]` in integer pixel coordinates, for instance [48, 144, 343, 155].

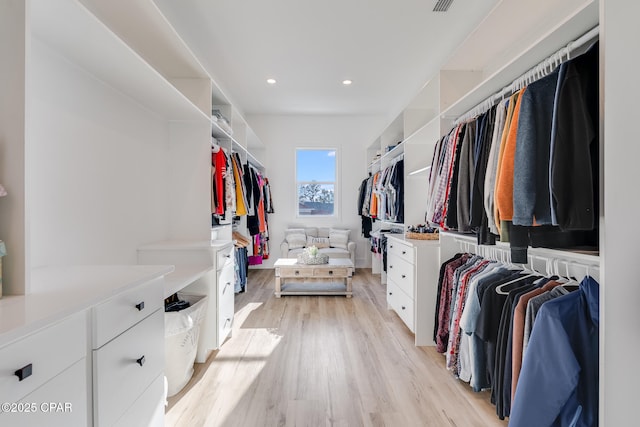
[387, 255, 414, 298]
[387, 239, 414, 264]
[113, 374, 164, 427]
[92, 277, 164, 348]
[0, 311, 87, 403]
[0, 357, 88, 427]
[218, 262, 235, 299]
[218, 263, 235, 345]
[216, 245, 234, 271]
[93, 309, 164, 427]
[387, 281, 414, 332]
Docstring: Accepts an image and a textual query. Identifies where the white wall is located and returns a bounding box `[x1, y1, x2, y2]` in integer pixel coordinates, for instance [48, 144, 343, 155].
[246, 114, 384, 268]
[601, 0, 640, 424]
[28, 39, 171, 267]
[0, 0, 27, 294]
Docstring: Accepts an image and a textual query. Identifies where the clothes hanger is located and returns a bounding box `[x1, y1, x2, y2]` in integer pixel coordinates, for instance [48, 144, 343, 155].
[495, 266, 538, 295]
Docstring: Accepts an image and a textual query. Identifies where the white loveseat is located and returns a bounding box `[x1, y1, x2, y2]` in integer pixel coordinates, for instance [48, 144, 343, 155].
[281, 227, 356, 266]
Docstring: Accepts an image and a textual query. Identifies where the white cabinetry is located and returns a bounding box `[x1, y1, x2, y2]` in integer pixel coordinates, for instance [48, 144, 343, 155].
[0, 312, 88, 427]
[0, 266, 171, 427]
[386, 235, 440, 346]
[91, 282, 165, 427]
[138, 240, 236, 362]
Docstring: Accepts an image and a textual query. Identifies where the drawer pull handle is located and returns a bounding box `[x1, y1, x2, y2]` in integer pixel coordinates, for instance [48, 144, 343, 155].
[329, 270, 333, 275]
[390, 245, 393, 248]
[135, 301, 145, 311]
[389, 265, 393, 269]
[223, 282, 231, 293]
[15, 364, 33, 382]
[225, 254, 231, 258]
[402, 250, 406, 255]
[136, 356, 146, 367]
[401, 274, 406, 279]
[295, 271, 299, 275]
[401, 306, 406, 310]
[389, 292, 393, 295]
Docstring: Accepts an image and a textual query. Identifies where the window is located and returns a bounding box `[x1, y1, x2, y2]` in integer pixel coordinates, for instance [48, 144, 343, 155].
[296, 148, 337, 217]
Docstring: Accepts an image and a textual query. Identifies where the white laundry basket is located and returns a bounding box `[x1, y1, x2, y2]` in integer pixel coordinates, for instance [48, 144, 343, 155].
[164, 293, 207, 397]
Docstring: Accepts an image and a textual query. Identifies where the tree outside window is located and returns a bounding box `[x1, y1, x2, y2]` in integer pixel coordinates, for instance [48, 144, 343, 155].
[296, 149, 337, 217]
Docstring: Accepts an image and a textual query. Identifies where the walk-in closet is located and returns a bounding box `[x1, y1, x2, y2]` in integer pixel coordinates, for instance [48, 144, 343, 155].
[0, 0, 637, 425]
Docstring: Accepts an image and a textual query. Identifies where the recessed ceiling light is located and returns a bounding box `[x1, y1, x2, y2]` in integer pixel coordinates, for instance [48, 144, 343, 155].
[266, 78, 276, 85]
[342, 79, 353, 85]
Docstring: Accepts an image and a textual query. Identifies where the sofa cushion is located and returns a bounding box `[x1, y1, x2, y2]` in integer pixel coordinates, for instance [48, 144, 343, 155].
[304, 227, 318, 238]
[318, 247, 350, 259]
[317, 227, 331, 238]
[329, 228, 350, 249]
[284, 228, 306, 249]
[307, 236, 330, 248]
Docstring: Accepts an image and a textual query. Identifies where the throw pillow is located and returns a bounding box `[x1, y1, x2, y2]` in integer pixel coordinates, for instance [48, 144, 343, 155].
[329, 228, 350, 250]
[317, 227, 330, 238]
[307, 236, 330, 249]
[285, 228, 306, 249]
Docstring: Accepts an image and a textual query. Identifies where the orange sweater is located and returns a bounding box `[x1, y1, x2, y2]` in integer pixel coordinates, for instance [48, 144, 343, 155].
[493, 91, 519, 232]
[495, 88, 526, 228]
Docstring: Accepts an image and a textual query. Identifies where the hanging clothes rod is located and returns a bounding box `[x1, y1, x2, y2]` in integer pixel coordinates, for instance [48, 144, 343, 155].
[454, 25, 599, 125]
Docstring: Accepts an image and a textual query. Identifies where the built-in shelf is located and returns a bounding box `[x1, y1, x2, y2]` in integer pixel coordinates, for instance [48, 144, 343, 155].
[441, 231, 600, 263]
[232, 139, 265, 169]
[440, 0, 598, 120]
[211, 120, 235, 140]
[378, 220, 405, 229]
[378, 142, 404, 165]
[408, 165, 431, 176]
[162, 264, 214, 298]
[32, 0, 209, 122]
[78, 0, 212, 117]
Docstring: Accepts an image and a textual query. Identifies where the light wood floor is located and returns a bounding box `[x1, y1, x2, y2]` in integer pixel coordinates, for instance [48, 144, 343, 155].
[166, 269, 508, 427]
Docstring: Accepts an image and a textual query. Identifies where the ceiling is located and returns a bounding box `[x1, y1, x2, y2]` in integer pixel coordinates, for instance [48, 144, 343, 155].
[154, 0, 500, 120]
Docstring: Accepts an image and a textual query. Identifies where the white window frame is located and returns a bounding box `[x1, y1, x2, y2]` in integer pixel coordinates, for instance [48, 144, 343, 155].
[295, 147, 339, 218]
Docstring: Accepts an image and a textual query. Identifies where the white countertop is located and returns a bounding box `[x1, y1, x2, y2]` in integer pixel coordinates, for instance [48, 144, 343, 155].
[137, 239, 233, 251]
[387, 233, 441, 247]
[0, 265, 174, 348]
[162, 264, 215, 298]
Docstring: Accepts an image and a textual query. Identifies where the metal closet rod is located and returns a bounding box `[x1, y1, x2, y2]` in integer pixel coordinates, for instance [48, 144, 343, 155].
[454, 25, 600, 125]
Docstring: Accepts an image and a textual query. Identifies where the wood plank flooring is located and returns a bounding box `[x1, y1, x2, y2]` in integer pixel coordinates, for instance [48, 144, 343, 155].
[166, 269, 508, 427]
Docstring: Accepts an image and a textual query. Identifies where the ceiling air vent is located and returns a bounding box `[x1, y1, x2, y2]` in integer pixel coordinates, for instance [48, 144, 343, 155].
[433, 0, 454, 12]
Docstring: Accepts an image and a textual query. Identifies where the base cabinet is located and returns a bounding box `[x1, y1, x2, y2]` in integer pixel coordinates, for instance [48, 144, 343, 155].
[0, 357, 89, 427]
[92, 309, 164, 426]
[137, 240, 237, 363]
[386, 236, 440, 346]
[0, 266, 170, 427]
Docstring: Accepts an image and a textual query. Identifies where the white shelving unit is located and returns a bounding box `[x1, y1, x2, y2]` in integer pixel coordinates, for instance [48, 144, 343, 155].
[365, 0, 601, 356]
[0, 2, 269, 423]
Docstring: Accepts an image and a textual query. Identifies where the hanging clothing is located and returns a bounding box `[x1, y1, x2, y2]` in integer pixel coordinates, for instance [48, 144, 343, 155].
[495, 87, 526, 237]
[423, 44, 599, 263]
[512, 70, 559, 227]
[550, 42, 599, 232]
[510, 277, 599, 427]
[484, 99, 509, 236]
[358, 158, 404, 224]
[224, 151, 236, 212]
[212, 149, 227, 215]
